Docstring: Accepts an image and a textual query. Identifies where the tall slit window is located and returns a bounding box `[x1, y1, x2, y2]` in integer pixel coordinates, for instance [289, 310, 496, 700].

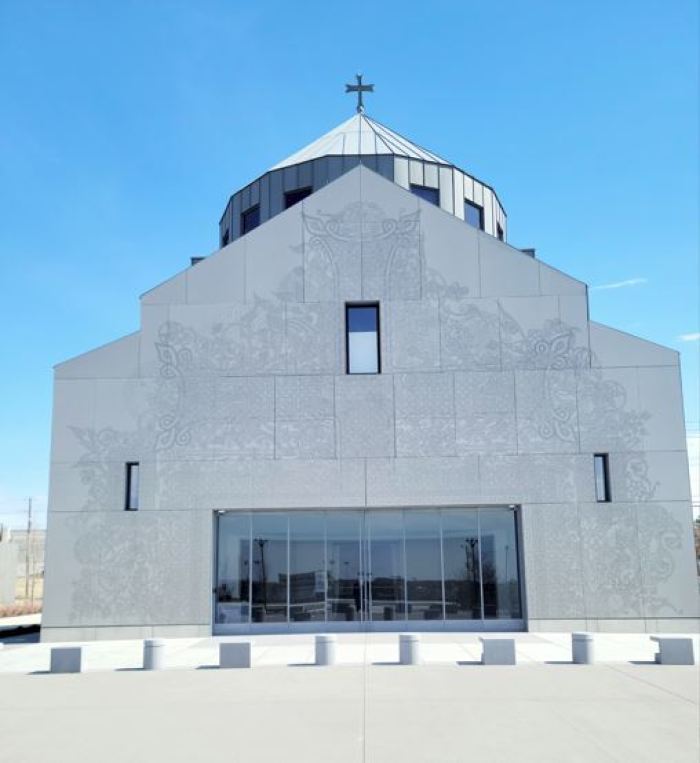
[464, 200, 484, 230]
[346, 303, 380, 374]
[125, 462, 139, 511]
[240, 204, 260, 235]
[594, 454, 611, 502]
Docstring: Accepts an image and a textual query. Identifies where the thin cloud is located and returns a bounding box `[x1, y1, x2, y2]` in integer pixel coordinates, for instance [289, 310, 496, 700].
[678, 332, 700, 342]
[591, 277, 648, 291]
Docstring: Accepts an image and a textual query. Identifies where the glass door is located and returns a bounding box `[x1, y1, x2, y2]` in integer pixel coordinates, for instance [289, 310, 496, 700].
[251, 513, 288, 623]
[214, 506, 522, 632]
[442, 510, 482, 621]
[405, 511, 443, 621]
[326, 512, 364, 623]
[366, 511, 405, 622]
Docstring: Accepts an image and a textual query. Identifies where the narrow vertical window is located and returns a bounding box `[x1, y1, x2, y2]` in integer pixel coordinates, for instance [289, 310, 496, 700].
[125, 462, 139, 511]
[221, 228, 230, 247]
[346, 304, 380, 374]
[464, 200, 484, 230]
[594, 454, 610, 502]
[496, 223, 504, 241]
[240, 205, 260, 235]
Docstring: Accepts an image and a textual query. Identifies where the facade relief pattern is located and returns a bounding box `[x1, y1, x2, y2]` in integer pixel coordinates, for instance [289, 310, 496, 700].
[48, 510, 208, 626]
[57, 199, 692, 624]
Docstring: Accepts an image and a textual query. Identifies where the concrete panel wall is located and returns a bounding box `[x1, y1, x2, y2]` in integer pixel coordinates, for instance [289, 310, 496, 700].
[42, 510, 211, 629]
[44, 165, 697, 639]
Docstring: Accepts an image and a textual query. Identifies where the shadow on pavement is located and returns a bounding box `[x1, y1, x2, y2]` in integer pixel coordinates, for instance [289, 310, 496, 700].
[0, 625, 41, 644]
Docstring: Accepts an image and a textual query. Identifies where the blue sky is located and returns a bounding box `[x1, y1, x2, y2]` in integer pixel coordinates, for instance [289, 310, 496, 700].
[0, 1, 697, 527]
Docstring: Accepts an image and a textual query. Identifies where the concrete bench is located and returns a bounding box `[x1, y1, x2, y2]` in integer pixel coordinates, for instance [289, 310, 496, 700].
[50, 646, 83, 674]
[315, 634, 337, 666]
[399, 633, 421, 665]
[650, 637, 695, 665]
[219, 641, 252, 669]
[479, 637, 516, 665]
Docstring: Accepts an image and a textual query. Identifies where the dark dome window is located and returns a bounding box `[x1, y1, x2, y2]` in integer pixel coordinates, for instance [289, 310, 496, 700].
[284, 187, 312, 209]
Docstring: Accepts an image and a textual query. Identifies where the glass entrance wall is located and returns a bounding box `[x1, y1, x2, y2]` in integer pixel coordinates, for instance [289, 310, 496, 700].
[442, 511, 481, 620]
[326, 512, 363, 622]
[368, 512, 405, 622]
[251, 513, 287, 623]
[405, 511, 443, 621]
[480, 511, 522, 619]
[214, 507, 522, 629]
[289, 512, 325, 623]
[216, 513, 251, 624]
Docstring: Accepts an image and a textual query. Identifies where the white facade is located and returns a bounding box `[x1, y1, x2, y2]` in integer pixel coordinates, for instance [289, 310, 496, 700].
[42, 117, 698, 641]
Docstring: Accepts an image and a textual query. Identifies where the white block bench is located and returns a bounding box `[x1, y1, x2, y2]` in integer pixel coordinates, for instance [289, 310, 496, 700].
[219, 641, 253, 669]
[479, 637, 516, 665]
[650, 637, 696, 665]
[50, 646, 83, 673]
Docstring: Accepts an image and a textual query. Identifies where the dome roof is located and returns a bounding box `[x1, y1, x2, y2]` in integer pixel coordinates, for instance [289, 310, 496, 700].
[220, 112, 507, 247]
[270, 113, 448, 170]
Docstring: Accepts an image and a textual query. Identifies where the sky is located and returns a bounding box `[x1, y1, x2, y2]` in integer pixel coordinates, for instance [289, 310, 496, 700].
[0, 0, 697, 528]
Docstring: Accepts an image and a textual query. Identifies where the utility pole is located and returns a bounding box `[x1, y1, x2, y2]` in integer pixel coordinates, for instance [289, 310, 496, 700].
[24, 497, 32, 601]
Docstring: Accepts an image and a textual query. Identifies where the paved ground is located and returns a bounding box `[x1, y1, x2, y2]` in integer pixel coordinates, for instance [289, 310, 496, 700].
[1, 632, 698, 761]
[0, 660, 697, 762]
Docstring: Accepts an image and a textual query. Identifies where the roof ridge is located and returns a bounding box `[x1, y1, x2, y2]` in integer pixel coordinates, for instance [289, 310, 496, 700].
[364, 114, 446, 163]
[360, 113, 393, 155]
[269, 112, 449, 171]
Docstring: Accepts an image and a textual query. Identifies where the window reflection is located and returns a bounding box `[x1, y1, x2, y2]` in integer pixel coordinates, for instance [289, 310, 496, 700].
[464, 200, 484, 230]
[346, 304, 380, 374]
[215, 508, 522, 627]
[594, 453, 610, 502]
[368, 512, 405, 621]
[215, 513, 250, 624]
[442, 511, 482, 620]
[289, 513, 325, 622]
[405, 511, 443, 621]
[480, 511, 522, 619]
[326, 513, 362, 622]
[251, 514, 288, 623]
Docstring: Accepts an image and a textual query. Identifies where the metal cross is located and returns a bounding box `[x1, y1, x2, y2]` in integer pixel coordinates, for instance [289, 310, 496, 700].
[345, 73, 374, 113]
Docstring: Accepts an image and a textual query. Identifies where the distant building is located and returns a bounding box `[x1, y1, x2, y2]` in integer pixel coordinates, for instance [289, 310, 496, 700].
[42, 108, 698, 641]
[0, 525, 18, 606]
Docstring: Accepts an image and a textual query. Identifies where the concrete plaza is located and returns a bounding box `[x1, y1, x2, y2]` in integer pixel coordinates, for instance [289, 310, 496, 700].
[0, 631, 698, 762]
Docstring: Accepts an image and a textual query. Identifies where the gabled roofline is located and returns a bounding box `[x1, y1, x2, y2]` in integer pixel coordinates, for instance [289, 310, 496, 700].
[590, 320, 681, 357]
[53, 330, 140, 370]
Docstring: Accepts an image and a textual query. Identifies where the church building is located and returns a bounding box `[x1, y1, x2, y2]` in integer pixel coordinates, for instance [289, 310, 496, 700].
[42, 82, 698, 641]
